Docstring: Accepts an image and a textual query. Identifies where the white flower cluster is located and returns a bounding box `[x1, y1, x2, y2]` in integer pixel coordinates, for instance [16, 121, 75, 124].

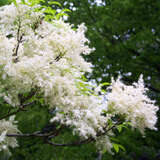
[95, 135, 113, 154]
[0, 116, 19, 152]
[0, 3, 93, 106]
[107, 75, 159, 134]
[0, 2, 105, 146]
[51, 95, 109, 139]
[0, 2, 158, 154]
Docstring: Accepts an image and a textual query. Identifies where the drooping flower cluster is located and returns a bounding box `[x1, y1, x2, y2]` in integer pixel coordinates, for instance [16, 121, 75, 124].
[0, 1, 158, 154]
[107, 75, 159, 134]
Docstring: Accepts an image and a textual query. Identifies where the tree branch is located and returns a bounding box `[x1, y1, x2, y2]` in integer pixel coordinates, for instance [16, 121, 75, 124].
[46, 121, 121, 147]
[7, 124, 64, 139]
[12, 17, 24, 62]
[0, 101, 35, 120]
[7, 132, 51, 138]
[5, 121, 121, 148]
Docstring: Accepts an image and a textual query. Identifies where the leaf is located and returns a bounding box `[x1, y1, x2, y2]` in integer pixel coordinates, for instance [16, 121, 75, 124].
[56, 125, 61, 130]
[12, 0, 18, 6]
[113, 143, 125, 153]
[39, 98, 45, 105]
[125, 122, 132, 126]
[101, 88, 106, 92]
[113, 143, 119, 153]
[118, 144, 126, 151]
[117, 125, 122, 133]
[107, 119, 113, 127]
[61, 8, 71, 13]
[100, 82, 110, 87]
[110, 137, 119, 142]
[48, 1, 61, 7]
[44, 7, 56, 16]
[102, 148, 107, 154]
[80, 75, 87, 81]
[21, 0, 26, 4]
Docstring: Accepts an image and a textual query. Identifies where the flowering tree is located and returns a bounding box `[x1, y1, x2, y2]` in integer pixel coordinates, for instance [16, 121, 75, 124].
[0, 0, 158, 156]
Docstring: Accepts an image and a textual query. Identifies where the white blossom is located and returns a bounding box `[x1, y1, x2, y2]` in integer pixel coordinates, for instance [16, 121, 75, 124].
[0, 116, 19, 152]
[96, 135, 113, 154]
[107, 75, 158, 134]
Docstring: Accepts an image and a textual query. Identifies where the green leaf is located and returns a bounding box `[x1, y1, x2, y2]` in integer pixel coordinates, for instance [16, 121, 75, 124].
[56, 125, 61, 130]
[44, 7, 56, 15]
[113, 143, 119, 153]
[110, 137, 119, 142]
[61, 8, 71, 13]
[100, 82, 110, 87]
[48, 1, 61, 7]
[118, 144, 126, 151]
[107, 119, 113, 127]
[39, 98, 45, 105]
[113, 143, 125, 153]
[102, 148, 107, 154]
[117, 125, 122, 133]
[21, 0, 26, 4]
[12, 0, 18, 6]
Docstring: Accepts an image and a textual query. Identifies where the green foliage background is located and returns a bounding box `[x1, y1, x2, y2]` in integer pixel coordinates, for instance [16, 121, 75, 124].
[0, 0, 11, 6]
[0, 0, 160, 159]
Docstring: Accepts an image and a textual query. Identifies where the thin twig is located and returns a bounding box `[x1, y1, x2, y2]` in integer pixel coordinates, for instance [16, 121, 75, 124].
[12, 17, 24, 62]
[6, 124, 63, 139]
[13, 34, 24, 57]
[48, 125, 64, 139]
[7, 132, 51, 138]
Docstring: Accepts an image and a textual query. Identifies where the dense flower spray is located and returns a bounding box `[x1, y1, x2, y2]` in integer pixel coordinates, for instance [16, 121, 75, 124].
[0, 1, 158, 154]
[107, 76, 158, 134]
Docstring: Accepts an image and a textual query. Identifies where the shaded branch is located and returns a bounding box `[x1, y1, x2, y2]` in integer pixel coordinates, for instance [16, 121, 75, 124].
[7, 124, 64, 139]
[47, 137, 93, 147]
[0, 101, 35, 120]
[5, 121, 121, 148]
[0, 86, 39, 120]
[48, 125, 64, 139]
[12, 34, 24, 57]
[7, 132, 51, 138]
[46, 121, 120, 147]
[19, 87, 39, 104]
